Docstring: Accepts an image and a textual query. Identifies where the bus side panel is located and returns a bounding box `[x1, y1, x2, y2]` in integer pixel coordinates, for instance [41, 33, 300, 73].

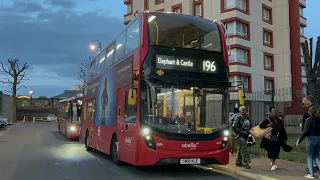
[97, 126, 118, 155]
[59, 118, 66, 136]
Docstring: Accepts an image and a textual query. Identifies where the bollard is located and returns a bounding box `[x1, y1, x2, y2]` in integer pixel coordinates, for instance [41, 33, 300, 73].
[33, 117, 35, 123]
[23, 116, 26, 123]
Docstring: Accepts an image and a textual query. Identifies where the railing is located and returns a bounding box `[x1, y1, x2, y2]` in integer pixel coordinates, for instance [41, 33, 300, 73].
[22, 116, 57, 123]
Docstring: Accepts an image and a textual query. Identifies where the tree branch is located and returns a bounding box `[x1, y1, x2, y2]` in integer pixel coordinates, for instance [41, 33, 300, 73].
[314, 36, 320, 79]
[17, 85, 27, 91]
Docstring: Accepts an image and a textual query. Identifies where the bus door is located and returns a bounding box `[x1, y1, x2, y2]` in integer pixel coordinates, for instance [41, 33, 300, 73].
[117, 86, 138, 164]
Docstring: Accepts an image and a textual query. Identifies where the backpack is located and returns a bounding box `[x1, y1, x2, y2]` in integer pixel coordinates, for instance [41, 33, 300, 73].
[311, 117, 320, 136]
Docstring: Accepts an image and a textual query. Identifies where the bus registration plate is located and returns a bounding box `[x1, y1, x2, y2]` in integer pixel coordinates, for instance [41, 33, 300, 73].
[180, 158, 201, 164]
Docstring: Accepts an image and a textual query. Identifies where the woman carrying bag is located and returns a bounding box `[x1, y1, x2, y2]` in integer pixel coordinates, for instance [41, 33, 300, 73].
[259, 107, 288, 171]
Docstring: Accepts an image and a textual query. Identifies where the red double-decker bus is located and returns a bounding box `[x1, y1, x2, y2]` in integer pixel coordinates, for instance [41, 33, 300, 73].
[80, 11, 231, 166]
[57, 96, 82, 139]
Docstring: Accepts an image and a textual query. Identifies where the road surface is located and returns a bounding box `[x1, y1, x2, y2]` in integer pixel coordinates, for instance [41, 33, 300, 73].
[0, 122, 241, 180]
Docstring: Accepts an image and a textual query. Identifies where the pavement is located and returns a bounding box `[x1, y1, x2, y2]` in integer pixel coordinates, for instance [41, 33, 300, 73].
[0, 122, 241, 180]
[206, 153, 312, 180]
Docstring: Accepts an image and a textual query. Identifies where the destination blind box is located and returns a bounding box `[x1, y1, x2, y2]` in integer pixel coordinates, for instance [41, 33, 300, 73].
[155, 55, 218, 73]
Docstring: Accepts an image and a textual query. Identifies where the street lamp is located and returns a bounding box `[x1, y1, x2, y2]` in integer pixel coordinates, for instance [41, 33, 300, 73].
[89, 40, 102, 52]
[29, 90, 35, 122]
[29, 90, 35, 99]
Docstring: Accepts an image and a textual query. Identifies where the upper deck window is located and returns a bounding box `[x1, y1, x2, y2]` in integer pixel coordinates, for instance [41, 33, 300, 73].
[147, 13, 221, 52]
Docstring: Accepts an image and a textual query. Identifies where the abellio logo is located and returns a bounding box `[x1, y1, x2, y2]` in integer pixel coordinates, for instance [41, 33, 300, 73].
[181, 143, 199, 149]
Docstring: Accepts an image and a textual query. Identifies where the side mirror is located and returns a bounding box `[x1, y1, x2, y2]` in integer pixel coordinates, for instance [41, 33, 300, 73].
[128, 88, 137, 105]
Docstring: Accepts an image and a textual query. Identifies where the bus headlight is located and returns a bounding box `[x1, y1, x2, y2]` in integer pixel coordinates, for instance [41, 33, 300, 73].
[70, 126, 76, 132]
[220, 129, 229, 150]
[141, 127, 156, 150]
[142, 128, 150, 136]
[223, 130, 229, 136]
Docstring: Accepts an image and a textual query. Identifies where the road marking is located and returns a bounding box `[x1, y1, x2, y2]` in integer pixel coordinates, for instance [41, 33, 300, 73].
[0, 125, 15, 137]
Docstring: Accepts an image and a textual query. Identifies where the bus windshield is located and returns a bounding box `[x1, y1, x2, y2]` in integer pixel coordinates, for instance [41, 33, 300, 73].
[147, 12, 221, 52]
[140, 80, 228, 135]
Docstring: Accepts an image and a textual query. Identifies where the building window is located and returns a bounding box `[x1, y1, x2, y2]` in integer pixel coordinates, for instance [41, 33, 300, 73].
[265, 79, 273, 91]
[195, 3, 202, 17]
[224, 0, 246, 11]
[173, 6, 181, 13]
[301, 45, 304, 56]
[263, 30, 273, 47]
[264, 54, 273, 70]
[262, 7, 271, 21]
[302, 85, 308, 97]
[300, 26, 305, 36]
[230, 75, 249, 90]
[299, 6, 304, 17]
[144, 0, 150, 9]
[301, 65, 306, 76]
[225, 21, 248, 38]
[126, 3, 132, 14]
[155, 0, 164, 5]
[229, 48, 248, 64]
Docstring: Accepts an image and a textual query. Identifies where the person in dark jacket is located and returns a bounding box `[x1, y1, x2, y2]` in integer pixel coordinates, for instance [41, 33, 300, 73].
[259, 107, 287, 171]
[300, 95, 317, 174]
[301, 95, 315, 131]
[297, 106, 320, 178]
[232, 106, 252, 169]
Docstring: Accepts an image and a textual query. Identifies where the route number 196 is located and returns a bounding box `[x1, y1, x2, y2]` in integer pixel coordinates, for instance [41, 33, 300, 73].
[202, 61, 216, 72]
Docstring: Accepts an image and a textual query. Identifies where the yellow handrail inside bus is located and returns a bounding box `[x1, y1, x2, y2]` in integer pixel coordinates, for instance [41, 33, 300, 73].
[163, 94, 167, 117]
[154, 22, 159, 45]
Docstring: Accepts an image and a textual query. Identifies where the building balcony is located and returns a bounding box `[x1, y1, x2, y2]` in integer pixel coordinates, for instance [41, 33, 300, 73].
[299, 0, 306, 8]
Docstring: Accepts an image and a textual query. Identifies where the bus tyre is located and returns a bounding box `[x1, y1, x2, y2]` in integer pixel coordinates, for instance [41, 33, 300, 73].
[65, 128, 68, 139]
[111, 135, 123, 166]
[85, 132, 93, 151]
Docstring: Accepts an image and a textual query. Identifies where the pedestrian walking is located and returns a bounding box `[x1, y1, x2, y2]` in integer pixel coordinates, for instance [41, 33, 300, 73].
[232, 106, 252, 169]
[300, 95, 317, 174]
[301, 95, 316, 130]
[297, 106, 320, 178]
[259, 107, 288, 171]
[229, 108, 240, 155]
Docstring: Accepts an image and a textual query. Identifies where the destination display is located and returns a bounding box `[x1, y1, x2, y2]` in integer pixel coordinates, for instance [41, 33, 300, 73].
[155, 55, 218, 73]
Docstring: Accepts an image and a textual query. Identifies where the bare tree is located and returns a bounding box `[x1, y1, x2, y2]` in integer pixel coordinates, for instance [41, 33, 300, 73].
[301, 36, 320, 102]
[0, 59, 29, 123]
[78, 56, 92, 84]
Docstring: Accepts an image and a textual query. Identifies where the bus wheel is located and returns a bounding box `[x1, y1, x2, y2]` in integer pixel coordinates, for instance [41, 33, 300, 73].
[111, 135, 123, 166]
[85, 132, 93, 151]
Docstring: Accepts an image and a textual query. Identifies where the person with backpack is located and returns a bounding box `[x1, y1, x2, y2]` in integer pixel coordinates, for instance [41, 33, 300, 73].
[297, 106, 320, 178]
[229, 108, 240, 155]
[259, 107, 288, 171]
[232, 106, 252, 169]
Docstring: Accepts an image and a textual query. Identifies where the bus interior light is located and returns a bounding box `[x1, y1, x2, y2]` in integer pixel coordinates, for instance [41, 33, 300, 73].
[223, 137, 228, 141]
[148, 15, 156, 23]
[146, 136, 151, 140]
